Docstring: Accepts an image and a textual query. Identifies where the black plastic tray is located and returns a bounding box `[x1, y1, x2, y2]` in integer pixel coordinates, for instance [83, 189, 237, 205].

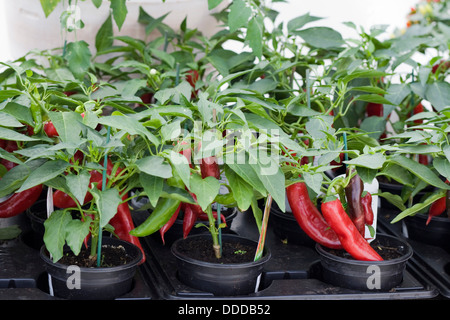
[377, 210, 450, 299]
[0, 207, 445, 300]
[135, 209, 440, 300]
[0, 228, 157, 300]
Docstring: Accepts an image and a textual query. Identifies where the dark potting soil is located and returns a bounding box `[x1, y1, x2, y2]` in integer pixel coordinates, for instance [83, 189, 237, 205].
[176, 237, 257, 264]
[323, 237, 404, 261]
[57, 245, 133, 268]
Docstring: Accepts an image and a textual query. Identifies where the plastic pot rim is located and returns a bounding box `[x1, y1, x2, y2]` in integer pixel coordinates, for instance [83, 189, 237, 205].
[171, 233, 271, 269]
[315, 234, 413, 266]
[40, 237, 143, 273]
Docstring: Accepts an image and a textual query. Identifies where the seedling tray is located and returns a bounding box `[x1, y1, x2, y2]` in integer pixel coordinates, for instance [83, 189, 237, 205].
[377, 210, 450, 299]
[135, 209, 440, 300]
[0, 208, 444, 300]
[0, 225, 157, 300]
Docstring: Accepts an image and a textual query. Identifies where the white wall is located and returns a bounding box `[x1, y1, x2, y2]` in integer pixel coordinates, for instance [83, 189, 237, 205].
[0, 0, 419, 62]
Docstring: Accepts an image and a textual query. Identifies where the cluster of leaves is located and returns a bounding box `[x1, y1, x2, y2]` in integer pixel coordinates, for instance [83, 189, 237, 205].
[1, 0, 449, 260]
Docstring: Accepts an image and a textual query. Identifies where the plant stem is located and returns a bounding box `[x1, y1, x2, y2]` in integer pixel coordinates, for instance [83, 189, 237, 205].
[205, 205, 221, 259]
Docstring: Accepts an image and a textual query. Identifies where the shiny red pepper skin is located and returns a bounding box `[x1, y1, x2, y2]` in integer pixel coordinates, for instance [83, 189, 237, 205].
[321, 198, 383, 261]
[361, 192, 374, 226]
[159, 203, 182, 244]
[0, 184, 43, 218]
[109, 193, 146, 264]
[182, 203, 200, 239]
[366, 102, 383, 117]
[44, 121, 58, 137]
[286, 182, 342, 249]
[200, 156, 220, 179]
[427, 196, 446, 225]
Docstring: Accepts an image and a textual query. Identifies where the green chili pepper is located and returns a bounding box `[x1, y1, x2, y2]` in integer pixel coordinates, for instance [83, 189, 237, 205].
[130, 197, 181, 237]
[30, 103, 43, 135]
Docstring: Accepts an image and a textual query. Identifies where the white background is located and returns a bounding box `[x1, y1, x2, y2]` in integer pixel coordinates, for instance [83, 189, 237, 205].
[0, 0, 419, 62]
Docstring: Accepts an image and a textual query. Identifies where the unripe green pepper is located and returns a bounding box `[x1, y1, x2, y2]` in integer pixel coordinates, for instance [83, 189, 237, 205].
[130, 197, 181, 237]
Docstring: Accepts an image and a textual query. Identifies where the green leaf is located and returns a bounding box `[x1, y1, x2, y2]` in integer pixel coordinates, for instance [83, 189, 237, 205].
[388, 155, 450, 190]
[251, 159, 286, 212]
[64, 41, 92, 80]
[90, 187, 121, 229]
[17, 160, 69, 192]
[391, 190, 446, 223]
[425, 82, 450, 111]
[189, 173, 221, 211]
[0, 127, 38, 142]
[0, 225, 22, 240]
[246, 16, 263, 59]
[228, 0, 252, 33]
[295, 27, 344, 49]
[99, 114, 159, 146]
[44, 210, 72, 262]
[208, 0, 223, 10]
[136, 156, 173, 179]
[110, 0, 128, 30]
[165, 150, 190, 189]
[227, 162, 267, 197]
[0, 89, 22, 100]
[1, 102, 34, 126]
[287, 13, 322, 32]
[65, 170, 91, 205]
[345, 153, 386, 169]
[139, 173, 163, 207]
[65, 218, 91, 256]
[354, 94, 394, 105]
[95, 14, 114, 52]
[48, 111, 84, 144]
[0, 112, 23, 128]
[40, 0, 62, 17]
[225, 166, 253, 211]
[433, 157, 450, 182]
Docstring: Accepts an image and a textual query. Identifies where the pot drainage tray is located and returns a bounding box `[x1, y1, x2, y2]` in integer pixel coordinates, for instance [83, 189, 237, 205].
[139, 210, 439, 300]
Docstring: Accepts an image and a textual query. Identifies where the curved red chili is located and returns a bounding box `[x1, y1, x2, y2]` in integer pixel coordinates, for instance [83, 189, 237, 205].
[286, 182, 342, 249]
[361, 192, 374, 226]
[159, 203, 182, 244]
[427, 196, 446, 225]
[345, 169, 365, 236]
[0, 185, 43, 218]
[109, 193, 146, 264]
[321, 198, 383, 261]
[200, 156, 220, 179]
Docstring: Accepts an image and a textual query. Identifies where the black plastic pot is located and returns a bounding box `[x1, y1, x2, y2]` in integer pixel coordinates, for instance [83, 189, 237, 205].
[316, 234, 413, 291]
[270, 206, 315, 247]
[404, 213, 450, 251]
[171, 233, 271, 296]
[40, 237, 143, 300]
[26, 199, 47, 237]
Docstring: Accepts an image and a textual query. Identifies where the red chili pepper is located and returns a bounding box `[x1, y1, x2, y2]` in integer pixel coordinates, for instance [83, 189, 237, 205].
[361, 192, 374, 226]
[200, 156, 220, 179]
[321, 198, 383, 261]
[286, 182, 342, 249]
[0, 185, 43, 218]
[109, 193, 146, 264]
[182, 203, 200, 239]
[345, 169, 366, 236]
[44, 121, 58, 137]
[427, 196, 446, 225]
[413, 102, 424, 124]
[159, 203, 182, 244]
[366, 102, 383, 117]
